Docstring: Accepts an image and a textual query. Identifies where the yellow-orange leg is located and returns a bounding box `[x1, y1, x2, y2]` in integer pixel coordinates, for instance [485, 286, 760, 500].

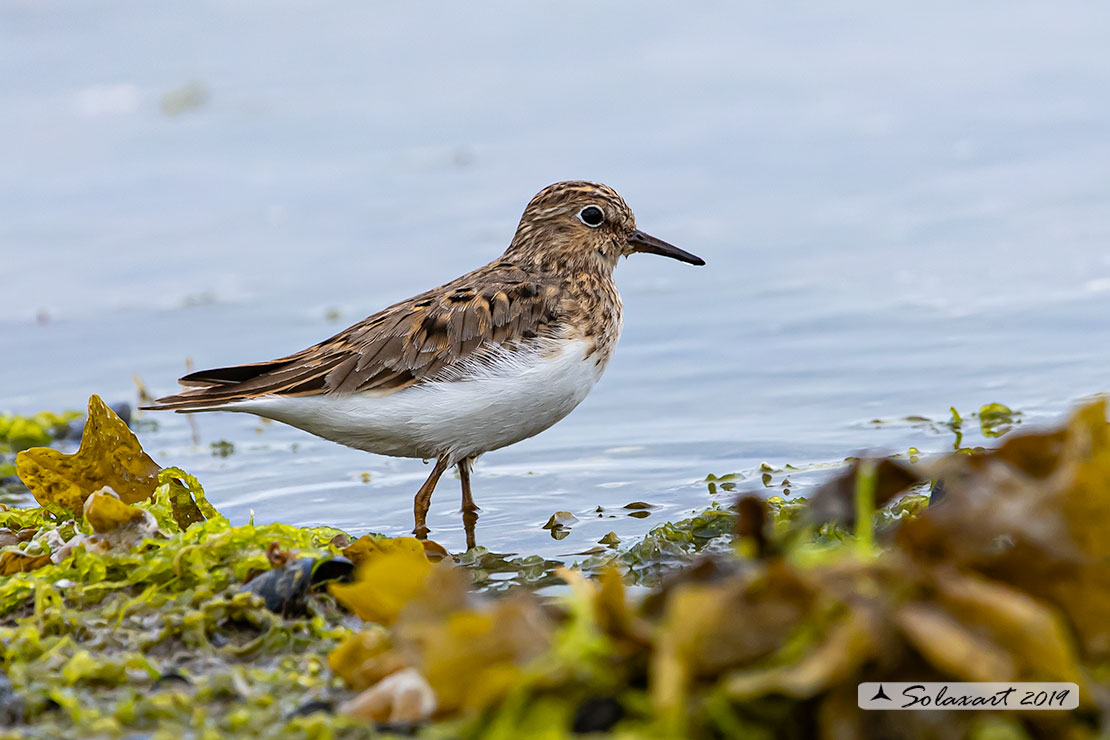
[413, 457, 450, 539]
[459, 458, 479, 513]
[458, 458, 479, 550]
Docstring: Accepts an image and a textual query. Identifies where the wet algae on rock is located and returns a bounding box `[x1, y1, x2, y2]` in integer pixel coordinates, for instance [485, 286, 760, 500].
[2, 394, 1110, 739]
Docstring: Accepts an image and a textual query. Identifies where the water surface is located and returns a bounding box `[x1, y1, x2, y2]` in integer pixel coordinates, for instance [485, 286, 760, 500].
[3, 2, 1109, 558]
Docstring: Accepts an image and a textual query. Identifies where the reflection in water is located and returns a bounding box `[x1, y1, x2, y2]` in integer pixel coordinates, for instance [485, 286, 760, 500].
[462, 509, 479, 551]
[457, 547, 567, 593]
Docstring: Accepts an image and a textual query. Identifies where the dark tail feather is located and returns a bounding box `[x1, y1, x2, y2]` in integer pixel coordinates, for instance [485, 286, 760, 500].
[177, 360, 291, 387]
[142, 359, 293, 411]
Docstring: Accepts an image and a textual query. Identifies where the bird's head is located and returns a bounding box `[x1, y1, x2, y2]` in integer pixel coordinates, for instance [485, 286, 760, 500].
[505, 181, 704, 272]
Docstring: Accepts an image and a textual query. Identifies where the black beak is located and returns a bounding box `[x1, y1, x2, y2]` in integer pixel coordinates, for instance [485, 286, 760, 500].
[628, 229, 705, 266]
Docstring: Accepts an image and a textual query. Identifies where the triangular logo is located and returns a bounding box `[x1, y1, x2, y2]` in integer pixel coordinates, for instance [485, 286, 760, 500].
[870, 684, 892, 701]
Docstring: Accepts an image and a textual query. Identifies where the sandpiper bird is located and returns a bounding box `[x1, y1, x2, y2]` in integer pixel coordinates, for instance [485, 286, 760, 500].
[144, 181, 704, 544]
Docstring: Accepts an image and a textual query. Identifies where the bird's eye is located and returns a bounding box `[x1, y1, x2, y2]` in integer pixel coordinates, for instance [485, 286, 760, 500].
[578, 206, 604, 227]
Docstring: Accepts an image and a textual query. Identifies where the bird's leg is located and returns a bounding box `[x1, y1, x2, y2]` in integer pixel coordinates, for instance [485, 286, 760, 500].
[458, 457, 479, 513]
[458, 457, 479, 550]
[413, 457, 450, 540]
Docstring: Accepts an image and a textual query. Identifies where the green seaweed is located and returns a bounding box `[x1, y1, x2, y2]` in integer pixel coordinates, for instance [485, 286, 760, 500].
[1, 502, 369, 738]
[0, 411, 81, 454]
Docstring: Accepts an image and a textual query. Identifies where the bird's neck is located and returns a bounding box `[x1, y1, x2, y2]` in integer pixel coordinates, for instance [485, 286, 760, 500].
[558, 266, 623, 367]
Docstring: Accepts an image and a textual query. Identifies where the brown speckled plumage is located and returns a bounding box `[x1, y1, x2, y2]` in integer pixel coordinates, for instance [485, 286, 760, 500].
[144, 181, 704, 542]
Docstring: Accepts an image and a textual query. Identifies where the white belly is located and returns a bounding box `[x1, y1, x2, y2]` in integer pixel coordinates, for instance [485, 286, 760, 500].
[217, 338, 605, 463]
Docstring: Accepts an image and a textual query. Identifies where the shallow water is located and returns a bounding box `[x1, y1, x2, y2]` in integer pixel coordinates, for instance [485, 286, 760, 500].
[3, 2, 1109, 558]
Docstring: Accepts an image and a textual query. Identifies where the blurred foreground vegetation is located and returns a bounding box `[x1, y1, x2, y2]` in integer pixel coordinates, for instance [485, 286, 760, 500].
[2, 395, 1109, 739]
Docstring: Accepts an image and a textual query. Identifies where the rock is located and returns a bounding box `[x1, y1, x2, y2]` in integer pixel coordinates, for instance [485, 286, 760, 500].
[242, 556, 354, 616]
[338, 668, 436, 724]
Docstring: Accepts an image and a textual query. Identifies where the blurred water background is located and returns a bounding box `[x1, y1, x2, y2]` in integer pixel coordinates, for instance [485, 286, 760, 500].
[2, 2, 1109, 558]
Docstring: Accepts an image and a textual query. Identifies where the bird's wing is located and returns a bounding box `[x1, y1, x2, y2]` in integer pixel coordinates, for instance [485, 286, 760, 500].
[144, 263, 563, 410]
